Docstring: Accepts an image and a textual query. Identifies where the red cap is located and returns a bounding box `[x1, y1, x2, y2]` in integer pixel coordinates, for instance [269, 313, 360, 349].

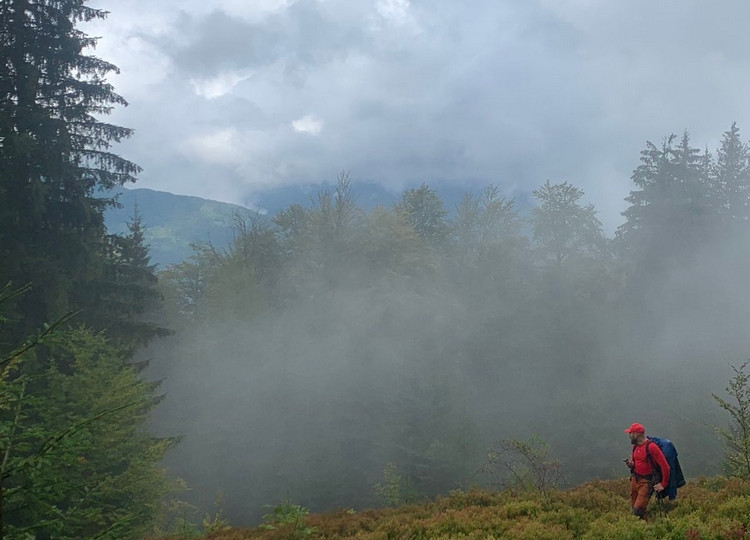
[624, 423, 645, 434]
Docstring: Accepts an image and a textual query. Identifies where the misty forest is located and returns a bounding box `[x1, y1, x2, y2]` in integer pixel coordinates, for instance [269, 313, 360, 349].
[3, 2, 750, 539]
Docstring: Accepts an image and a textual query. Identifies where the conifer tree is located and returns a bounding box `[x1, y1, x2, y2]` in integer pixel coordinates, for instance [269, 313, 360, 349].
[79, 208, 172, 351]
[617, 132, 711, 281]
[0, 0, 140, 341]
[713, 122, 750, 222]
[0, 325, 173, 539]
[0, 4, 172, 536]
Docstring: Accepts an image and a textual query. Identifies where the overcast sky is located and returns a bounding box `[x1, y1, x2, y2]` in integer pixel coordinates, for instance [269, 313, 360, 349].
[85, 0, 750, 232]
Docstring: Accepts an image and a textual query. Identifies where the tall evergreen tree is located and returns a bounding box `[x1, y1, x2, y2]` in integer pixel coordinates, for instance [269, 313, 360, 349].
[0, 4, 172, 536]
[78, 207, 171, 351]
[617, 132, 710, 281]
[712, 122, 750, 222]
[0, 0, 139, 341]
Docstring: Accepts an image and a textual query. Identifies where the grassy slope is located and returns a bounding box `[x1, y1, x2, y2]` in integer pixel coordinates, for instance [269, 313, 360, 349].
[104, 188, 259, 267]
[151, 477, 750, 540]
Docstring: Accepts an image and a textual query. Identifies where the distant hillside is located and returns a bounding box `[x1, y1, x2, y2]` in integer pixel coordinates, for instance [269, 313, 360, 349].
[103, 188, 259, 268]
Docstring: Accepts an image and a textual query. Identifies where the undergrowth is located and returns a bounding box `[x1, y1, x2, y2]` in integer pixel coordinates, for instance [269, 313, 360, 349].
[148, 476, 750, 540]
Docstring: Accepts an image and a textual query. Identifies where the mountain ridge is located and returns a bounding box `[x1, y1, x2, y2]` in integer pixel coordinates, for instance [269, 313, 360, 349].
[104, 187, 259, 268]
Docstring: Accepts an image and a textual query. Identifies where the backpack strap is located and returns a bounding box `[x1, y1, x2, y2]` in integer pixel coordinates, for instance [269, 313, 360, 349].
[644, 440, 653, 468]
[644, 440, 664, 483]
[632, 440, 659, 479]
[631, 440, 653, 462]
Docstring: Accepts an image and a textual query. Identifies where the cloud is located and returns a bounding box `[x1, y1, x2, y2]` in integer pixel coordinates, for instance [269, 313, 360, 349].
[180, 128, 244, 165]
[86, 0, 750, 231]
[292, 114, 323, 135]
[374, 0, 417, 30]
[376, 0, 409, 22]
[218, 0, 295, 21]
[191, 70, 252, 99]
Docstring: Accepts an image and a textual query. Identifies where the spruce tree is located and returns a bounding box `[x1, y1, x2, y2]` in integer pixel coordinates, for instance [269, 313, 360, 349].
[0, 5, 172, 536]
[79, 207, 172, 352]
[0, 0, 140, 341]
[0, 324, 174, 539]
[713, 122, 750, 222]
[617, 132, 710, 282]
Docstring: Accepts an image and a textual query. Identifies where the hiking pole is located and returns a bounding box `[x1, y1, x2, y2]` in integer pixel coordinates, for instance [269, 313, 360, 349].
[655, 494, 666, 517]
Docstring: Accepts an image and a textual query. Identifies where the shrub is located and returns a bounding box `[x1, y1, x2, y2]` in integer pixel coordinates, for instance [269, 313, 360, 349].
[716, 495, 750, 527]
[259, 501, 316, 540]
[482, 435, 562, 499]
[713, 361, 750, 478]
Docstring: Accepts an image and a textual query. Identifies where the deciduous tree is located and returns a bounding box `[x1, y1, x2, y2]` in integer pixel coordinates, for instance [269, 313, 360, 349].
[395, 183, 449, 248]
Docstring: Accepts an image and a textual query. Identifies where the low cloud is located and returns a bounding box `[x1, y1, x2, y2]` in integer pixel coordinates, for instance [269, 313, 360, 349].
[292, 114, 323, 135]
[86, 0, 750, 230]
[180, 128, 244, 164]
[191, 70, 252, 99]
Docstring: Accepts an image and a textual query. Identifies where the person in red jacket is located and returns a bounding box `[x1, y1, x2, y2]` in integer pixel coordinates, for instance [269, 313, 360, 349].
[624, 422, 670, 519]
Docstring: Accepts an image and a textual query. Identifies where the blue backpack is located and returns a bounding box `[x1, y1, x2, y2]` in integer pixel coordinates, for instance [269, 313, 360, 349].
[644, 436, 686, 500]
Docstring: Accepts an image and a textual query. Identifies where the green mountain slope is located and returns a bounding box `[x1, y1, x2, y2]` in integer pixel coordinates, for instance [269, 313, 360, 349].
[104, 188, 259, 268]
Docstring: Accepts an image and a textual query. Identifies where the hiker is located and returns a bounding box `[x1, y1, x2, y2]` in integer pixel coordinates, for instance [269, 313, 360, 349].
[623, 422, 670, 520]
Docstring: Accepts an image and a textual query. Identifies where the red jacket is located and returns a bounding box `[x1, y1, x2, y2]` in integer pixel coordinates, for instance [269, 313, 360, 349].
[632, 440, 670, 486]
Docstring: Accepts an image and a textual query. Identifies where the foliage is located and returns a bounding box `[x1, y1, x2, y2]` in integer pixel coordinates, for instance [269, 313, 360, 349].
[531, 180, 606, 269]
[452, 184, 523, 255]
[482, 435, 562, 499]
[373, 462, 421, 507]
[713, 362, 750, 478]
[0, 3, 173, 539]
[202, 493, 232, 535]
[617, 132, 712, 284]
[259, 501, 316, 540]
[145, 478, 750, 540]
[711, 122, 750, 222]
[395, 183, 450, 248]
[0, 283, 174, 538]
[149, 478, 203, 539]
[82, 208, 173, 350]
[0, 325, 174, 539]
[0, 0, 145, 345]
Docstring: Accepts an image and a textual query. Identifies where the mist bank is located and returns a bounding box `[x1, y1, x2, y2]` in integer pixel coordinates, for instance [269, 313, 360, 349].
[145, 127, 750, 524]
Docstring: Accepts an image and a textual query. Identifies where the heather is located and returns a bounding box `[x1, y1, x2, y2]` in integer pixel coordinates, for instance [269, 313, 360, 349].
[150, 477, 750, 540]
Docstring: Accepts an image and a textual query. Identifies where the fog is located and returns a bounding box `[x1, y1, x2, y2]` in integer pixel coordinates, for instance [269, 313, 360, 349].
[144, 154, 750, 524]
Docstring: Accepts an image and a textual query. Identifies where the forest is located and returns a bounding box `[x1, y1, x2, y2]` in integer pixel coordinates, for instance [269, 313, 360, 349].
[2, 1, 750, 539]
[149, 134, 750, 527]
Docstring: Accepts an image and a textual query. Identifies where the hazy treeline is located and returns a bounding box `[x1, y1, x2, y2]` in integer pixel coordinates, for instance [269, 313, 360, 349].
[150, 126, 750, 524]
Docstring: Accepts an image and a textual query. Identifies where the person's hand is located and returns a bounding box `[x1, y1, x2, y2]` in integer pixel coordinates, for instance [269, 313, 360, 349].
[624, 458, 634, 469]
[653, 483, 664, 493]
